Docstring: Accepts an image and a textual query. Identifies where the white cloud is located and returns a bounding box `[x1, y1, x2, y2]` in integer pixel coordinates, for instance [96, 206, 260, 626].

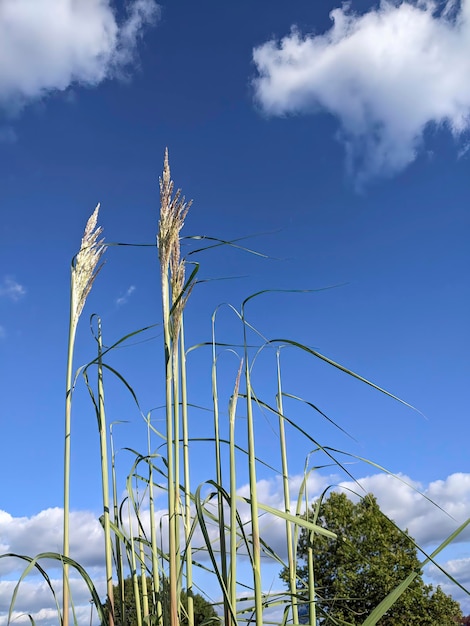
[2, 471, 470, 624]
[0, 508, 104, 577]
[0, 0, 160, 111]
[0, 276, 25, 301]
[426, 556, 470, 615]
[339, 472, 470, 547]
[252, 0, 470, 182]
[116, 284, 136, 306]
[0, 578, 105, 626]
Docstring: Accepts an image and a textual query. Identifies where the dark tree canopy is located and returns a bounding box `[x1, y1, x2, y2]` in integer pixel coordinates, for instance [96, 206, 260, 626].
[281, 492, 462, 625]
[105, 576, 218, 626]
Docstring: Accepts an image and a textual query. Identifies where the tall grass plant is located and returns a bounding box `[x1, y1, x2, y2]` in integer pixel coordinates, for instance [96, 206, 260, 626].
[2, 151, 469, 626]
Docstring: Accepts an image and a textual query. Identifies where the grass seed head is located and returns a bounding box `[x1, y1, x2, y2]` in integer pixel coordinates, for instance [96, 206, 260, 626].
[158, 148, 192, 272]
[71, 203, 106, 331]
[157, 149, 193, 341]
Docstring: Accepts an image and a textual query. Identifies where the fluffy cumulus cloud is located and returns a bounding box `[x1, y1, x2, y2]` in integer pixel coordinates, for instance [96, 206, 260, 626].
[0, 577, 105, 626]
[252, 0, 470, 182]
[0, 508, 106, 626]
[339, 472, 470, 546]
[0, 508, 105, 577]
[2, 471, 470, 624]
[0, 0, 160, 111]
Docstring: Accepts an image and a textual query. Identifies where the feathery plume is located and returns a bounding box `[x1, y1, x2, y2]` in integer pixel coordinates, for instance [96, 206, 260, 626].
[158, 149, 192, 273]
[71, 204, 106, 331]
[157, 149, 192, 342]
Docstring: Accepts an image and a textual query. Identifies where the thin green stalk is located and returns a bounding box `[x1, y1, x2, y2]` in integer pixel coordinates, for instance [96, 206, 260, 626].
[158, 149, 191, 626]
[305, 488, 316, 626]
[180, 321, 194, 626]
[139, 529, 149, 621]
[275, 349, 298, 625]
[307, 535, 316, 626]
[162, 268, 178, 626]
[63, 205, 105, 626]
[172, 341, 182, 601]
[110, 424, 126, 626]
[97, 319, 114, 626]
[241, 305, 262, 626]
[229, 361, 243, 626]
[127, 498, 143, 626]
[211, 313, 230, 626]
[147, 419, 163, 626]
[63, 292, 76, 626]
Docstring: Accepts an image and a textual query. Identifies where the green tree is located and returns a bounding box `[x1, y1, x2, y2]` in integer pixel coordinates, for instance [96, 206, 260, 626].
[281, 492, 462, 625]
[104, 576, 218, 626]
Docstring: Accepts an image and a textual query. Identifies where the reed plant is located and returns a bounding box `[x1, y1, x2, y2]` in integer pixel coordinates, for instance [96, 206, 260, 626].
[2, 150, 469, 626]
[63, 205, 106, 626]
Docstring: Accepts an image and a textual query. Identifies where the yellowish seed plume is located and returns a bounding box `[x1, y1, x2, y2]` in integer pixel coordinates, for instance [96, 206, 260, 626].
[71, 203, 106, 331]
[157, 149, 193, 341]
[158, 148, 192, 272]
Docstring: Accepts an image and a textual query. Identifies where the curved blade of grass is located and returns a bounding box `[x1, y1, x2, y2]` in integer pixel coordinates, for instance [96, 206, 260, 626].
[191, 480, 255, 569]
[247, 499, 337, 540]
[242, 393, 364, 486]
[325, 447, 456, 520]
[185, 233, 272, 258]
[1, 553, 105, 626]
[193, 484, 238, 625]
[282, 391, 357, 441]
[169, 263, 199, 317]
[242, 286, 346, 309]
[267, 338, 423, 416]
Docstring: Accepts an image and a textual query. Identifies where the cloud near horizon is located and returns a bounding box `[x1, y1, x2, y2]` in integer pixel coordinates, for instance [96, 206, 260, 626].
[0, 0, 160, 112]
[1, 470, 469, 624]
[252, 0, 470, 182]
[1, 472, 469, 571]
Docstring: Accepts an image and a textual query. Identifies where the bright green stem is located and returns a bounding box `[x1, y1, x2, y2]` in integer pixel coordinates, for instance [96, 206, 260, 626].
[211, 314, 230, 626]
[180, 322, 194, 626]
[63, 273, 77, 626]
[128, 502, 143, 626]
[110, 425, 126, 626]
[97, 319, 114, 626]
[276, 350, 298, 625]
[242, 317, 262, 626]
[229, 362, 243, 625]
[139, 530, 149, 621]
[307, 531, 316, 626]
[148, 420, 163, 626]
[172, 343, 181, 598]
[162, 269, 179, 626]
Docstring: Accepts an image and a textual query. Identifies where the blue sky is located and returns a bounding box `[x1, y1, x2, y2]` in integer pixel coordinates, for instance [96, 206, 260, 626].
[1, 0, 470, 623]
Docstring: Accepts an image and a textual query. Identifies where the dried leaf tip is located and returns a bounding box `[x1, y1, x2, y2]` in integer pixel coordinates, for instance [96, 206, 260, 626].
[71, 203, 106, 331]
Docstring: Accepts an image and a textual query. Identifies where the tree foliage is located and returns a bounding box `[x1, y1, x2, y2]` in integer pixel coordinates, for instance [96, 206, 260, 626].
[281, 492, 462, 625]
[105, 576, 218, 626]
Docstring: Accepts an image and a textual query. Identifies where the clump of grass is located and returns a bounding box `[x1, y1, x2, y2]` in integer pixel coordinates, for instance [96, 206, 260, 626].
[2, 151, 468, 626]
[158, 148, 194, 626]
[63, 204, 106, 626]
